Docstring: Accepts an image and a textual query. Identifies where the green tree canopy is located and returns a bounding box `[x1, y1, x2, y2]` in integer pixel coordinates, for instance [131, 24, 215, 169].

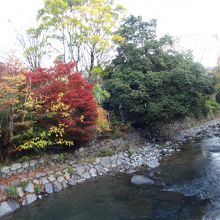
[36, 0, 126, 78]
[105, 16, 214, 128]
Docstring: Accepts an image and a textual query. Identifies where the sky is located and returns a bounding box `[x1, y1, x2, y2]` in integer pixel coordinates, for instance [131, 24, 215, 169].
[0, 0, 220, 67]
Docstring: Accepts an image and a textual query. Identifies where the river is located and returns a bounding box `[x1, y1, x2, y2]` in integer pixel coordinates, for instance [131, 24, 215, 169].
[3, 135, 220, 219]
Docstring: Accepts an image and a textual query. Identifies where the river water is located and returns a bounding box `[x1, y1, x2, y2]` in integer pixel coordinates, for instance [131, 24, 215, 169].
[3, 135, 220, 220]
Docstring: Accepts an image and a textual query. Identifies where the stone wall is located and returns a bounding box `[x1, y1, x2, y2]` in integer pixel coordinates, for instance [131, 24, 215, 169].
[1, 119, 220, 218]
[0, 132, 145, 178]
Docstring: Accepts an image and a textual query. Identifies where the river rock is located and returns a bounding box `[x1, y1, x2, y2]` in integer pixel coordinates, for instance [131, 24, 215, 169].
[23, 194, 37, 205]
[81, 172, 91, 179]
[48, 175, 56, 182]
[146, 159, 160, 168]
[68, 178, 76, 186]
[11, 163, 21, 171]
[76, 166, 85, 175]
[1, 166, 10, 174]
[22, 162, 29, 169]
[29, 160, 37, 167]
[45, 183, 53, 194]
[100, 158, 111, 168]
[40, 177, 49, 185]
[62, 181, 68, 189]
[131, 175, 154, 185]
[53, 181, 62, 192]
[0, 201, 20, 217]
[94, 165, 104, 174]
[16, 187, 24, 198]
[89, 168, 97, 177]
[24, 182, 34, 193]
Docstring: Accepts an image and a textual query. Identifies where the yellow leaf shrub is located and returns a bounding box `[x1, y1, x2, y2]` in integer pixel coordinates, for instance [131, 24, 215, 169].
[96, 107, 111, 133]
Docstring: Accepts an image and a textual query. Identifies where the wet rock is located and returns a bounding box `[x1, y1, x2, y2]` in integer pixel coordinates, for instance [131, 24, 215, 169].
[53, 181, 62, 192]
[0, 201, 20, 217]
[68, 178, 76, 186]
[131, 175, 154, 185]
[89, 168, 97, 177]
[62, 181, 68, 189]
[81, 172, 91, 179]
[94, 165, 104, 174]
[76, 178, 86, 184]
[22, 194, 37, 205]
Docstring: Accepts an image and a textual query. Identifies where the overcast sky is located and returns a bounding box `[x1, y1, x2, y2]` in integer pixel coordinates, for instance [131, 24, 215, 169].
[0, 0, 220, 67]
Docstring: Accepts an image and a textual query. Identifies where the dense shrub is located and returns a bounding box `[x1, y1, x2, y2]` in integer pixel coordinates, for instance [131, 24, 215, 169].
[105, 16, 214, 128]
[0, 57, 26, 161]
[95, 107, 111, 133]
[16, 61, 98, 150]
[216, 91, 220, 104]
[206, 97, 219, 114]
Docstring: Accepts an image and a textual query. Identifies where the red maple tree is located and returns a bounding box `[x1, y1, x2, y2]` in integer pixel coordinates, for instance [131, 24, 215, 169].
[27, 61, 98, 143]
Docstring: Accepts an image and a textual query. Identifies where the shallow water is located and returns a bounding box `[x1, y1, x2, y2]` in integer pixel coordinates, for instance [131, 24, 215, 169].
[4, 135, 220, 220]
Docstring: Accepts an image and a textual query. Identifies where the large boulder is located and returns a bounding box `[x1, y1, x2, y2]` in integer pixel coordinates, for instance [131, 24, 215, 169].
[53, 181, 62, 192]
[131, 175, 154, 185]
[45, 183, 53, 194]
[22, 194, 37, 206]
[0, 201, 20, 217]
[24, 182, 34, 193]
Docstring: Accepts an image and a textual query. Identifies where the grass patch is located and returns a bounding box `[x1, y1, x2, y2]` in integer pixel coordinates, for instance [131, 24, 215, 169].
[96, 149, 115, 157]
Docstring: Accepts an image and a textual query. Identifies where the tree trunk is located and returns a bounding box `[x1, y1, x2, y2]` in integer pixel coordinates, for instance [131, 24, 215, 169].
[0, 130, 9, 162]
[9, 104, 13, 143]
[90, 51, 94, 72]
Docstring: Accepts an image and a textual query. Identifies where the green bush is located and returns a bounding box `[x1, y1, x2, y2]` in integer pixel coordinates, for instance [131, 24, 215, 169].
[206, 98, 219, 114]
[58, 153, 65, 163]
[6, 185, 18, 199]
[96, 149, 115, 157]
[34, 184, 42, 194]
[105, 16, 214, 128]
[216, 91, 220, 104]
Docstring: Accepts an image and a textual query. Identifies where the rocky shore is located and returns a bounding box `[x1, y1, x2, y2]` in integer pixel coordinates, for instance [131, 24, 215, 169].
[0, 119, 220, 218]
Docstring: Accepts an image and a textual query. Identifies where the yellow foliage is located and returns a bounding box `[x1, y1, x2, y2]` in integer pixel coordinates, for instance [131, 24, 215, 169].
[19, 123, 74, 150]
[0, 72, 26, 107]
[96, 107, 111, 132]
[80, 115, 85, 122]
[50, 92, 71, 117]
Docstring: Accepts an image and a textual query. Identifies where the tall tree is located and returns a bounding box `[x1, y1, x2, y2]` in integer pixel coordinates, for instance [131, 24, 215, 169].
[17, 26, 51, 70]
[37, 0, 125, 77]
[105, 16, 214, 130]
[0, 56, 26, 161]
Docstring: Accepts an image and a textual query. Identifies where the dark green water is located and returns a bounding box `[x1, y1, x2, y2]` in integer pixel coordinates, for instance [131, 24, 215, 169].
[3, 136, 220, 220]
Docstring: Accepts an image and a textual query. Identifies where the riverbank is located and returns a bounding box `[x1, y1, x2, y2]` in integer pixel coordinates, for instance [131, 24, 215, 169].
[0, 119, 220, 218]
